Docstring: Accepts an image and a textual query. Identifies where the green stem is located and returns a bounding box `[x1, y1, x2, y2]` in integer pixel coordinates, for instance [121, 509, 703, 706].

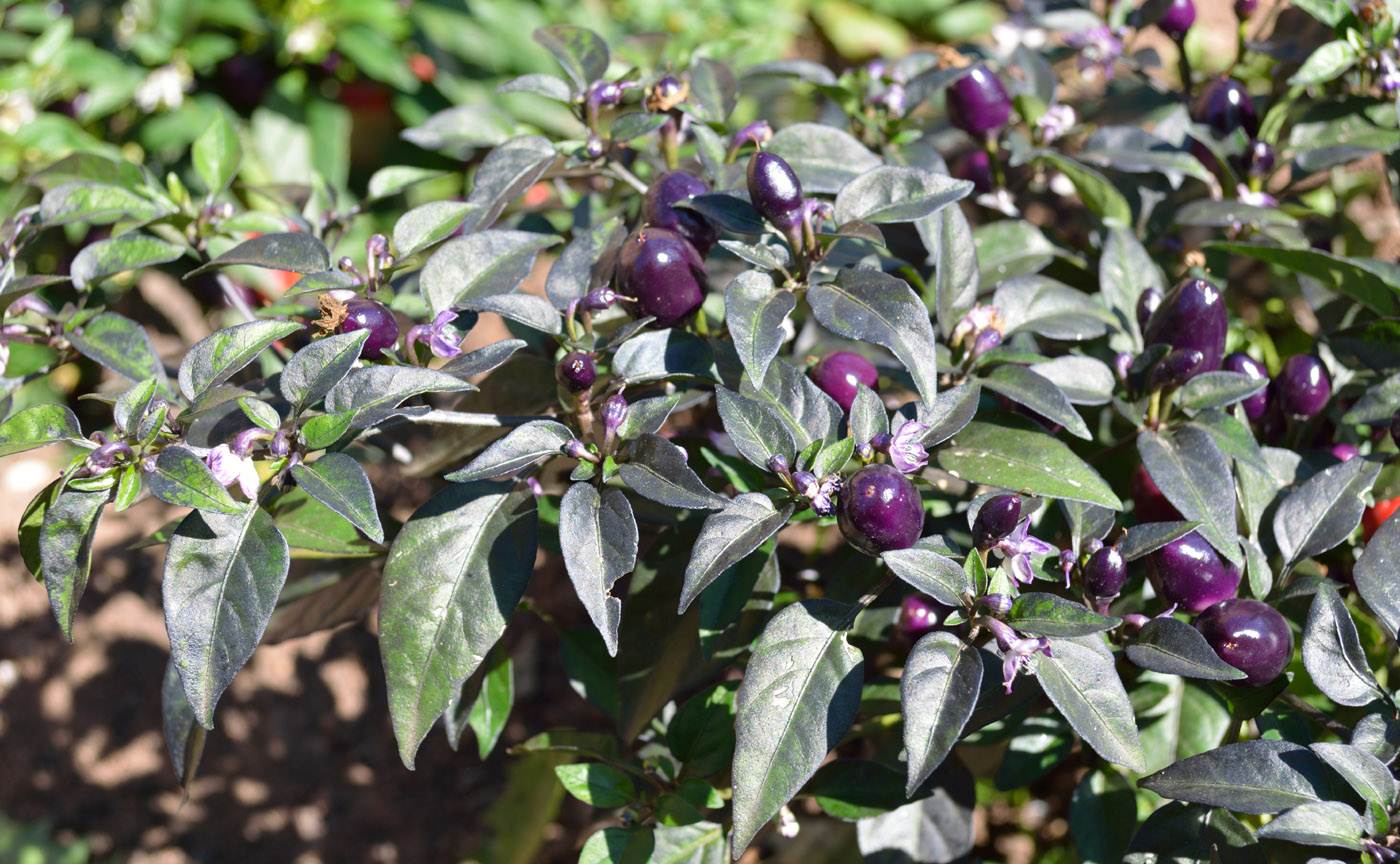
[983, 134, 1005, 190]
[1147, 388, 1163, 430]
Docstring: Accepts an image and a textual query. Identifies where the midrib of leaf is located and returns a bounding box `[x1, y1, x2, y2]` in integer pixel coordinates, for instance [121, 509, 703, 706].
[741, 627, 849, 826]
[1041, 649, 1140, 768]
[906, 641, 970, 791]
[185, 508, 256, 714]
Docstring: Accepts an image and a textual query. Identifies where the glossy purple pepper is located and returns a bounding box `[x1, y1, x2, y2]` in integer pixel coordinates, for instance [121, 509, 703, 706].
[1083, 545, 1128, 598]
[746, 152, 804, 231]
[340, 298, 400, 359]
[1195, 598, 1293, 686]
[1193, 77, 1259, 138]
[945, 65, 1013, 138]
[617, 228, 707, 328]
[809, 351, 878, 413]
[1277, 355, 1330, 417]
[1156, 0, 1196, 39]
[1222, 352, 1270, 420]
[839, 463, 924, 555]
[557, 352, 597, 393]
[1145, 531, 1241, 614]
[1142, 277, 1228, 379]
[972, 494, 1022, 551]
[642, 171, 718, 256]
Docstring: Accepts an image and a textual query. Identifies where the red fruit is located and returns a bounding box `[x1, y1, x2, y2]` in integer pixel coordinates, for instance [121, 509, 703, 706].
[1363, 497, 1400, 543]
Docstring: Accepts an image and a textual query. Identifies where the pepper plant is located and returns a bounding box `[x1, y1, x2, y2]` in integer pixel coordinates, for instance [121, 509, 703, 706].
[6, 7, 1400, 862]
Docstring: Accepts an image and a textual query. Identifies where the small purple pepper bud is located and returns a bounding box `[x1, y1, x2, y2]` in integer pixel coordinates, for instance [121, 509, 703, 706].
[1244, 140, 1275, 179]
[732, 120, 773, 150]
[1058, 548, 1077, 585]
[972, 494, 1022, 551]
[1083, 545, 1127, 598]
[979, 593, 1014, 616]
[582, 287, 618, 311]
[1150, 348, 1208, 391]
[1223, 352, 1271, 420]
[747, 152, 805, 232]
[603, 394, 629, 437]
[1113, 351, 1134, 382]
[1155, 0, 1196, 40]
[584, 134, 604, 159]
[232, 427, 272, 457]
[945, 65, 1013, 138]
[647, 74, 687, 112]
[270, 429, 291, 458]
[89, 440, 134, 470]
[791, 470, 820, 497]
[1277, 355, 1331, 418]
[1234, 0, 1257, 18]
[855, 441, 874, 462]
[1330, 443, 1359, 462]
[768, 453, 791, 479]
[366, 233, 388, 260]
[556, 352, 598, 394]
[968, 328, 1002, 361]
[1135, 288, 1162, 334]
[562, 439, 600, 463]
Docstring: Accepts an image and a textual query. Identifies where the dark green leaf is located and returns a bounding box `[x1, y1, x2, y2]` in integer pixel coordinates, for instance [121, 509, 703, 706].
[1303, 583, 1382, 707]
[715, 386, 796, 469]
[147, 445, 245, 514]
[178, 320, 303, 402]
[1126, 617, 1248, 680]
[616, 394, 682, 441]
[1009, 593, 1120, 637]
[421, 230, 562, 316]
[609, 112, 668, 141]
[379, 481, 538, 768]
[767, 123, 881, 194]
[1274, 455, 1382, 575]
[1099, 225, 1162, 351]
[1254, 800, 1363, 849]
[718, 240, 792, 272]
[687, 57, 737, 122]
[667, 681, 739, 780]
[738, 358, 841, 452]
[901, 632, 981, 795]
[724, 270, 794, 387]
[680, 493, 792, 613]
[997, 712, 1076, 789]
[993, 274, 1111, 341]
[290, 453, 383, 543]
[401, 104, 516, 154]
[612, 328, 716, 383]
[545, 217, 624, 310]
[1309, 742, 1398, 815]
[617, 433, 724, 510]
[71, 234, 185, 290]
[1138, 427, 1242, 566]
[467, 135, 556, 228]
[1289, 39, 1360, 85]
[848, 384, 886, 444]
[650, 822, 726, 863]
[40, 488, 107, 641]
[1070, 768, 1137, 864]
[465, 291, 562, 336]
[1036, 151, 1132, 224]
[1038, 636, 1146, 771]
[193, 109, 240, 194]
[0, 403, 83, 456]
[880, 547, 970, 607]
[1207, 242, 1400, 315]
[392, 201, 481, 258]
[465, 649, 514, 759]
[164, 506, 290, 728]
[809, 266, 940, 406]
[238, 397, 280, 431]
[439, 339, 527, 380]
[445, 420, 573, 482]
[925, 205, 979, 338]
[939, 419, 1121, 509]
[833, 165, 972, 225]
[186, 232, 331, 278]
[299, 411, 355, 451]
[68, 311, 171, 395]
[1177, 371, 1268, 414]
[854, 765, 976, 863]
[979, 364, 1091, 440]
[366, 165, 451, 200]
[1138, 739, 1335, 813]
[559, 483, 637, 657]
[1124, 803, 1266, 864]
[920, 381, 980, 446]
[161, 658, 206, 789]
[533, 25, 608, 94]
[679, 194, 765, 235]
[1189, 408, 1269, 473]
[495, 73, 575, 103]
[279, 330, 369, 410]
[324, 365, 475, 429]
[554, 763, 635, 808]
[730, 600, 863, 856]
[40, 181, 172, 226]
[1120, 521, 1199, 561]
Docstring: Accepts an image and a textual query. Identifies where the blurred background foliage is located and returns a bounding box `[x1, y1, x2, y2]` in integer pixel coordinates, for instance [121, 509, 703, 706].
[0, 0, 1002, 190]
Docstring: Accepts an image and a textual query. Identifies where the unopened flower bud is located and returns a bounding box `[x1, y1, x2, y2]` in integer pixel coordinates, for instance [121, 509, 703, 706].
[270, 429, 291, 458]
[1113, 351, 1134, 382]
[232, 427, 271, 457]
[582, 287, 618, 310]
[603, 395, 628, 436]
[562, 439, 599, 463]
[979, 593, 1014, 616]
[584, 134, 604, 159]
[732, 120, 773, 149]
[768, 453, 791, 478]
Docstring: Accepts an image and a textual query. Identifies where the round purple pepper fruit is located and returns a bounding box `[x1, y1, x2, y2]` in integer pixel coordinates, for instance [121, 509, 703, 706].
[1195, 598, 1293, 686]
[557, 352, 597, 394]
[952, 149, 994, 194]
[1136, 288, 1163, 334]
[1142, 277, 1228, 380]
[1150, 348, 1207, 391]
[1145, 531, 1241, 614]
[839, 463, 924, 555]
[809, 351, 878, 414]
[1131, 463, 1184, 523]
[746, 152, 804, 231]
[617, 227, 708, 329]
[945, 65, 1013, 138]
[1222, 352, 1271, 420]
[1277, 354, 1331, 418]
[1244, 140, 1275, 178]
[1330, 443, 1360, 462]
[972, 493, 1022, 551]
[1155, 0, 1196, 39]
[340, 298, 400, 359]
[1083, 545, 1127, 598]
[1193, 77, 1259, 138]
[642, 170, 718, 256]
[899, 594, 954, 642]
[1234, 0, 1258, 18]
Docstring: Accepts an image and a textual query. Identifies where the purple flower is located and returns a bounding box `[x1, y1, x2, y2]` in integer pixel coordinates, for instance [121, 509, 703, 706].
[871, 82, 907, 116]
[950, 304, 1004, 351]
[968, 328, 1003, 362]
[811, 474, 841, 517]
[582, 287, 618, 311]
[1065, 26, 1123, 81]
[1381, 52, 1400, 93]
[1235, 184, 1277, 208]
[406, 310, 467, 360]
[731, 120, 773, 150]
[991, 516, 1058, 585]
[1058, 548, 1076, 587]
[206, 444, 260, 498]
[984, 618, 1053, 693]
[587, 79, 639, 107]
[888, 419, 930, 473]
[526, 476, 544, 497]
[603, 395, 629, 438]
[1036, 104, 1076, 144]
